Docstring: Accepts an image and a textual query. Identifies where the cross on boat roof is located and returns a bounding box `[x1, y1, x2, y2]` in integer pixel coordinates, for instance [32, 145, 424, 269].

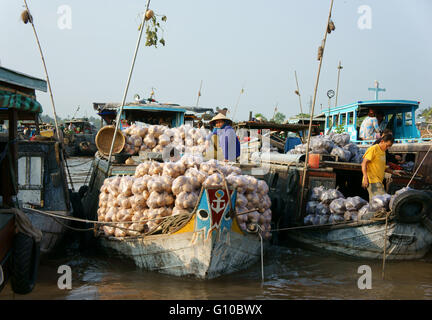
[368, 80, 386, 100]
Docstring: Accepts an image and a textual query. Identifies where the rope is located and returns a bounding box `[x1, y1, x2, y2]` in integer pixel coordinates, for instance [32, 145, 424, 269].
[406, 143, 432, 187]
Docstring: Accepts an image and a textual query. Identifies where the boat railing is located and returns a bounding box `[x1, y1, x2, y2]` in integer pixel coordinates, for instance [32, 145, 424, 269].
[352, 137, 432, 145]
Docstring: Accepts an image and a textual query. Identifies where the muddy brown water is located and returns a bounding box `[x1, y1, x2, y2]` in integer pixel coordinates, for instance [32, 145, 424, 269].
[1, 157, 431, 300]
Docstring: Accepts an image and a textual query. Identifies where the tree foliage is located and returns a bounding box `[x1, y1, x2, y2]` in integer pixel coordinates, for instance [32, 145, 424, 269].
[272, 112, 286, 124]
[254, 113, 268, 121]
[419, 107, 432, 121]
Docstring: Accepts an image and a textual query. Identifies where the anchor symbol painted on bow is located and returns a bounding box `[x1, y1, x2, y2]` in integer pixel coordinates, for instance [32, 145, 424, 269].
[211, 197, 226, 213]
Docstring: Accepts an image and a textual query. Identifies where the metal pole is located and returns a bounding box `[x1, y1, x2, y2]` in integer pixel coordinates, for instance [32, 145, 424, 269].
[107, 0, 151, 173]
[195, 80, 203, 108]
[335, 61, 343, 107]
[294, 71, 304, 125]
[299, 0, 335, 214]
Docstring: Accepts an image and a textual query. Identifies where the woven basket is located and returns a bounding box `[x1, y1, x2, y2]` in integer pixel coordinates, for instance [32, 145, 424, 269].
[95, 125, 125, 155]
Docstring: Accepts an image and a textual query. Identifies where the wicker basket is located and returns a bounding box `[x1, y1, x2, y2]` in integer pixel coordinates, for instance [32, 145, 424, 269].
[95, 125, 125, 155]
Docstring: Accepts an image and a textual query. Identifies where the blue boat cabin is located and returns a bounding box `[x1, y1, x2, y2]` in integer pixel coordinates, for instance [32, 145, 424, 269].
[94, 102, 186, 129]
[324, 100, 423, 143]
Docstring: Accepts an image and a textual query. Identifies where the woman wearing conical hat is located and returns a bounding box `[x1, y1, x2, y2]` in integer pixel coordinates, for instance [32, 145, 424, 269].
[207, 112, 240, 162]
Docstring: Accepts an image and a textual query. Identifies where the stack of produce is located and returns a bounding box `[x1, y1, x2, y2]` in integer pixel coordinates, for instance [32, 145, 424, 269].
[304, 186, 413, 225]
[121, 124, 211, 156]
[288, 133, 366, 163]
[97, 156, 272, 239]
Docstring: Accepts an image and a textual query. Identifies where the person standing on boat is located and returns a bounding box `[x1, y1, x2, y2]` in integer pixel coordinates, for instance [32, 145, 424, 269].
[208, 113, 240, 162]
[376, 111, 388, 134]
[359, 109, 381, 140]
[361, 134, 402, 199]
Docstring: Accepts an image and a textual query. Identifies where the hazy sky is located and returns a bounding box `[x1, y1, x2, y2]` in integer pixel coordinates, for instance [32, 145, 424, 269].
[1, 0, 431, 121]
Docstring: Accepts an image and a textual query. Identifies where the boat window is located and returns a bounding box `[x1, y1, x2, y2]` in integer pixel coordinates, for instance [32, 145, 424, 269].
[396, 113, 403, 127]
[17, 156, 44, 207]
[348, 112, 354, 125]
[341, 113, 347, 126]
[405, 113, 412, 126]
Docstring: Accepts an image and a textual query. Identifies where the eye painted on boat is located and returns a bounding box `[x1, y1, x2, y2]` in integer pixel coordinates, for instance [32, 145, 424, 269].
[224, 209, 231, 220]
[198, 209, 209, 220]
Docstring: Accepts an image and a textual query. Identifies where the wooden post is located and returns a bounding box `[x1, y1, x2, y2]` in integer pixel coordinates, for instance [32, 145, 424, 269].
[249, 111, 252, 121]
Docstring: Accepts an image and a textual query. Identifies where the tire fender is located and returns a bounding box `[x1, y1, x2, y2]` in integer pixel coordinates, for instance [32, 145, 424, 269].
[286, 170, 299, 195]
[392, 190, 431, 224]
[10, 233, 40, 294]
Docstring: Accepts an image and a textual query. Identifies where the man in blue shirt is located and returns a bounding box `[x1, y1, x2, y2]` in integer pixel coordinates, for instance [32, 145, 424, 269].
[359, 109, 381, 140]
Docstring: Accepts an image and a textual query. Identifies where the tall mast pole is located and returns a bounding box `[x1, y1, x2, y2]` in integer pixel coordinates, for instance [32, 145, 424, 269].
[106, 0, 151, 173]
[294, 71, 304, 125]
[299, 0, 335, 216]
[335, 60, 343, 107]
[23, 0, 75, 191]
[195, 80, 203, 108]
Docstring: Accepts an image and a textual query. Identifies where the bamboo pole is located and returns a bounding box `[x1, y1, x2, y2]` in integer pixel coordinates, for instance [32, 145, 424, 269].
[335, 61, 343, 107]
[299, 0, 335, 214]
[294, 71, 304, 125]
[106, 0, 151, 173]
[232, 84, 245, 121]
[23, 0, 75, 191]
[195, 80, 203, 108]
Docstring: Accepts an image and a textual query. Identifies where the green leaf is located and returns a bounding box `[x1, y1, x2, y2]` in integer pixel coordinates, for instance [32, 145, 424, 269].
[159, 38, 165, 46]
[161, 16, 167, 22]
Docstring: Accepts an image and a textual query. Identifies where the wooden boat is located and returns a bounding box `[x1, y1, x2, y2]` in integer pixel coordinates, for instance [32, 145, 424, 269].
[18, 139, 73, 254]
[235, 115, 432, 260]
[98, 187, 263, 279]
[0, 66, 72, 255]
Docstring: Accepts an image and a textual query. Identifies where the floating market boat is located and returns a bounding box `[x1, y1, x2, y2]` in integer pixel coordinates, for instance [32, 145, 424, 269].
[98, 187, 263, 279]
[79, 102, 268, 278]
[235, 100, 432, 260]
[0, 66, 72, 256]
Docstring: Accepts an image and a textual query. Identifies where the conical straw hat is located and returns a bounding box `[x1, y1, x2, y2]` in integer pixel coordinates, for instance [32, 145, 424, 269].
[209, 113, 231, 124]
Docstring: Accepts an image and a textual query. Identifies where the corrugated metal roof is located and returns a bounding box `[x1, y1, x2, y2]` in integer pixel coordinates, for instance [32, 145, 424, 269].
[0, 66, 47, 92]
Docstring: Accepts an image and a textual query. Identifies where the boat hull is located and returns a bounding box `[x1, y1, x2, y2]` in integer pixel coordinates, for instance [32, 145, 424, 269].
[23, 208, 72, 255]
[288, 220, 432, 260]
[99, 229, 261, 279]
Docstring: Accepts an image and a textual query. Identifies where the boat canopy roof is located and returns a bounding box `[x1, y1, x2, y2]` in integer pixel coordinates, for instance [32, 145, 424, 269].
[324, 100, 420, 117]
[235, 121, 313, 132]
[0, 67, 47, 120]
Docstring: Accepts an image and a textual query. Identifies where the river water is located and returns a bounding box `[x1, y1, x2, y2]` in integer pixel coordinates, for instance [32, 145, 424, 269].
[1, 157, 431, 300]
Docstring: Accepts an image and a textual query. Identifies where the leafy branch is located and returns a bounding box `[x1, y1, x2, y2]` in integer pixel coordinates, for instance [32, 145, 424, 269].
[139, 11, 167, 48]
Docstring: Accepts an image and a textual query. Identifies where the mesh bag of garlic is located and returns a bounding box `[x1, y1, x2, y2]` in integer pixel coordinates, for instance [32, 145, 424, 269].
[97, 156, 272, 239]
[121, 124, 211, 156]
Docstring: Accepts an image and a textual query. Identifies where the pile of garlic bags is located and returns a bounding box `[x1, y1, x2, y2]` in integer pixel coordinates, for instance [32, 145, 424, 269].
[121, 124, 211, 156]
[97, 156, 272, 239]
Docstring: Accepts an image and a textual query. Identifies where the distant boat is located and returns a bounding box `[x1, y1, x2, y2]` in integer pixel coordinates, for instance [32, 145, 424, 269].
[62, 118, 98, 157]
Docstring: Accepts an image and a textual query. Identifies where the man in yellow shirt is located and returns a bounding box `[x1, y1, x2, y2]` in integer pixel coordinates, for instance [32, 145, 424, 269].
[361, 134, 401, 200]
